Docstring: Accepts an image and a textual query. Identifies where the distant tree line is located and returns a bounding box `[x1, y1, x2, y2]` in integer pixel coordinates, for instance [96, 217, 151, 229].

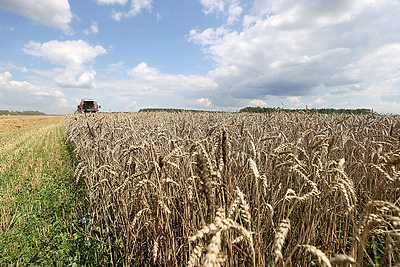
[0, 110, 46, 115]
[138, 107, 373, 115]
[239, 106, 373, 114]
[138, 108, 224, 113]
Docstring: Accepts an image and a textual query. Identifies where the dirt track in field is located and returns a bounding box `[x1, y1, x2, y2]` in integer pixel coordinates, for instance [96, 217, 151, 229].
[0, 116, 62, 135]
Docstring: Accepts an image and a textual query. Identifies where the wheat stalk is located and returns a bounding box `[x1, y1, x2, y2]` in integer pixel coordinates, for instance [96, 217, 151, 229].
[300, 245, 331, 267]
[273, 218, 291, 265]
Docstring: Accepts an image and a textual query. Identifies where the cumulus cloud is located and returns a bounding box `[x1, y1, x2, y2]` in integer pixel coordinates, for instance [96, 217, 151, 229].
[58, 98, 70, 108]
[287, 96, 301, 103]
[84, 21, 99, 35]
[249, 99, 267, 106]
[196, 97, 212, 107]
[199, 0, 243, 24]
[111, 0, 153, 21]
[356, 43, 400, 81]
[54, 69, 97, 88]
[127, 62, 216, 92]
[95, 0, 152, 22]
[0, 71, 61, 95]
[0, 71, 12, 83]
[0, 69, 81, 113]
[0, 62, 29, 73]
[200, 0, 224, 14]
[190, 0, 400, 108]
[95, 0, 128, 4]
[86, 61, 218, 111]
[0, 71, 66, 112]
[129, 62, 159, 77]
[22, 40, 106, 88]
[0, 0, 73, 33]
[23, 40, 106, 67]
[253, 0, 363, 30]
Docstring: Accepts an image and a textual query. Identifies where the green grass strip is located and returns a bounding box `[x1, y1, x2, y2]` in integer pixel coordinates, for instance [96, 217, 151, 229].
[0, 124, 87, 265]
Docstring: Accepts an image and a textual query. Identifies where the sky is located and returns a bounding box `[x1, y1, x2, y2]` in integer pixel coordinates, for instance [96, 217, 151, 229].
[1, 0, 400, 114]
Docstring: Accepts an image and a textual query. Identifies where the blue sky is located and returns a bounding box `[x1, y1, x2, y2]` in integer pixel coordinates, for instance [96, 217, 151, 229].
[1, 0, 400, 114]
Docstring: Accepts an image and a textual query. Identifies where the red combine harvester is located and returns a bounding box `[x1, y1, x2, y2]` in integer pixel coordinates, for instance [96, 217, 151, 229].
[76, 99, 101, 113]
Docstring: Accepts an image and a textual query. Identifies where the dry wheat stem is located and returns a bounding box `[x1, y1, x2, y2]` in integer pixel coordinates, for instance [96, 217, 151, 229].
[273, 218, 291, 265]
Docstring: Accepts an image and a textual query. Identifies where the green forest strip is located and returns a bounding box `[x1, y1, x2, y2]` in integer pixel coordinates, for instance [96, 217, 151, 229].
[138, 107, 373, 114]
[238, 106, 373, 114]
[0, 110, 46, 115]
[0, 124, 89, 265]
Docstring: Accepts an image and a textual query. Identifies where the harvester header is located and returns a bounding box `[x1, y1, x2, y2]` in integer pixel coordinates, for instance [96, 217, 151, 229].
[76, 99, 101, 113]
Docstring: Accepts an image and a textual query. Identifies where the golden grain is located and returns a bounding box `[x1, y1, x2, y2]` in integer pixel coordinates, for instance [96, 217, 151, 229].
[64, 112, 400, 266]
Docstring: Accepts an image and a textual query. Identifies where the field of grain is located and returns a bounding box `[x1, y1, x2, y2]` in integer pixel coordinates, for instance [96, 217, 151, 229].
[65, 112, 400, 266]
[0, 115, 62, 134]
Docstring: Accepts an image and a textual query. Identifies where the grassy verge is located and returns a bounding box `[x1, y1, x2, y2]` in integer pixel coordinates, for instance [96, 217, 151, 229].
[0, 121, 86, 265]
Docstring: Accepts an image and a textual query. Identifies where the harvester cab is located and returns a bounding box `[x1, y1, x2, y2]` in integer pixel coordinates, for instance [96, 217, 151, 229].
[76, 99, 101, 113]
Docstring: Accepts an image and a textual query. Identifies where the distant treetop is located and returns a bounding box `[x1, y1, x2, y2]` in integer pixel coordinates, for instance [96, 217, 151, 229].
[238, 106, 373, 114]
[137, 107, 373, 114]
[0, 110, 46, 115]
[138, 108, 223, 113]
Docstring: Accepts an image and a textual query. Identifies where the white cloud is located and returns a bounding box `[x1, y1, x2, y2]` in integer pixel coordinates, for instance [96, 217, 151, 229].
[190, 0, 400, 109]
[329, 87, 352, 96]
[95, 0, 128, 4]
[249, 99, 267, 106]
[196, 98, 212, 107]
[1, 71, 43, 94]
[0, 70, 77, 113]
[0, 63, 29, 73]
[22, 40, 106, 67]
[287, 96, 301, 104]
[0, 71, 12, 83]
[356, 43, 400, 82]
[84, 62, 218, 111]
[7, 80, 31, 89]
[0, 71, 65, 109]
[84, 21, 99, 35]
[189, 27, 231, 45]
[0, 0, 73, 34]
[33, 89, 64, 97]
[59, 98, 69, 108]
[22, 40, 106, 88]
[54, 69, 97, 88]
[129, 62, 159, 77]
[112, 12, 124, 21]
[227, 3, 243, 24]
[199, 0, 243, 25]
[256, 0, 363, 30]
[111, 0, 153, 21]
[91, 22, 99, 34]
[128, 62, 216, 91]
[118, 97, 137, 110]
[200, 0, 224, 14]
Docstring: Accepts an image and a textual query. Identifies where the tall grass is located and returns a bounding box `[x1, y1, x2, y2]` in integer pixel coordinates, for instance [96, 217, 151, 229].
[65, 112, 400, 266]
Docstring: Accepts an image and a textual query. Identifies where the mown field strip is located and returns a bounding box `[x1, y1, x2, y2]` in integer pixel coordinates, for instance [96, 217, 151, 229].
[0, 119, 82, 265]
[0, 115, 61, 135]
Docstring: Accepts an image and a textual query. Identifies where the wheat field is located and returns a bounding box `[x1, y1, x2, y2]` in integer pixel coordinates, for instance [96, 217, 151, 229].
[65, 111, 400, 266]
